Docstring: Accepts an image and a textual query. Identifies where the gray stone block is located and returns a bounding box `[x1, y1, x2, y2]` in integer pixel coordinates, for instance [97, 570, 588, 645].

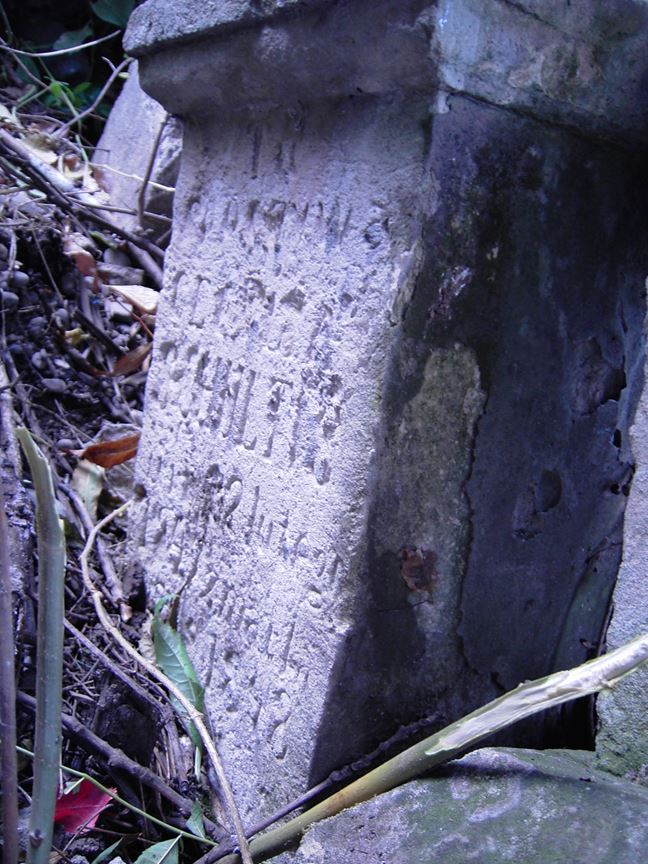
[275, 747, 648, 864]
[94, 61, 181, 243]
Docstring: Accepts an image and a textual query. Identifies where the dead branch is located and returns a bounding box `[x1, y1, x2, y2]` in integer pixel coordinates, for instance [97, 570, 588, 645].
[16, 691, 225, 841]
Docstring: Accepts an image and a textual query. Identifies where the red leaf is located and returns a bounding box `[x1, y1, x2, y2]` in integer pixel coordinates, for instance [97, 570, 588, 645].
[54, 779, 115, 834]
[80, 432, 140, 468]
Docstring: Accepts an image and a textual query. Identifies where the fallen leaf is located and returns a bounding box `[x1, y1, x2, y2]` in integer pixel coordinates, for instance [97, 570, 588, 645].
[111, 343, 151, 377]
[54, 778, 115, 834]
[21, 131, 58, 165]
[63, 232, 99, 287]
[71, 458, 105, 520]
[110, 284, 159, 314]
[186, 802, 206, 839]
[80, 433, 140, 468]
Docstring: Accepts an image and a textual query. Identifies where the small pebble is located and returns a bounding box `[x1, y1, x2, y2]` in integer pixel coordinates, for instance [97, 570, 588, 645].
[103, 247, 131, 266]
[41, 378, 66, 394]
[1, 290, 19, 310]
[60, 273, 77, 298]
[10, 270, 29, 290]
[53, 307, 69, 328]
[28, 317, 47, 338]
[56, 438, 76, 451]
[31, 350, 48, 370]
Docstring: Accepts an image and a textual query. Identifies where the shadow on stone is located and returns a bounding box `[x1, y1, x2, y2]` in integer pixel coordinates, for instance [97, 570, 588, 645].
[309, 96, 648, 786]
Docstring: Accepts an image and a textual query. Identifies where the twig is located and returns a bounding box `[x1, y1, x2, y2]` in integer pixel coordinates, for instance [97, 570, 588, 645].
[63, 618, 172, 725]
[16, 428, 66, 864]
[0, 129, 164, 261]
[137, 115, 167, 227]
[55, 58, 133, 139]
[16, 691, 224, 841]
[0, 494, 18, 864]
[17, 746, 213, 845]
[0, 38, 47, 90]
[89, 161, 176, 193]
[68, 198, 172, 224]
[64, 488, 130, 620]
[0, 31, 120, 59]
[127, 241, 164, 290]
[212, 632, 648, 863]
[81, 503, 254, 864]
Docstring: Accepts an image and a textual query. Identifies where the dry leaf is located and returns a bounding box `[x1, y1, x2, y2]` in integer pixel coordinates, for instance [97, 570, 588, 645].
[80, 433, 140, 468]
[71, 459, 105, 520]
[110, 284, 159, 314]
[21, 130, 58, 165]
[111, 343, 151, 377]
[63, 232, 98, 282]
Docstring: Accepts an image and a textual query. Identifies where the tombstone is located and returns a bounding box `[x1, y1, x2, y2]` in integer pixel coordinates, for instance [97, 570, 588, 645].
[94, 61, 181, 245]
[125, 0, 648, 819]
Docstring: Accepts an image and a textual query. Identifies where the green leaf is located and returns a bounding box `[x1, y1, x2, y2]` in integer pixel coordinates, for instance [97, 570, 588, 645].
[132, 837, 181, 864]
[185, 802, 207, 840]
[151, 604, 204, 756]
[89, 839, 122, 864]
[52, 25, 94, 52]
[91, 0, 135, 28]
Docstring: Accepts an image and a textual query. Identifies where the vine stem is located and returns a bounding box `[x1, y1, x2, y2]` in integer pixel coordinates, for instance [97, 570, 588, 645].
[80, 502, 253, 864]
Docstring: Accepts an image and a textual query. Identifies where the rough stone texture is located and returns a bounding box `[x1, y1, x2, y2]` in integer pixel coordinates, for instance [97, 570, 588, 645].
[94, 61, 181, 243]
[125, 0, 648, 820]
[126, 0, 648, 143]
[597, 318, 648, 783]
[275, 748, 648, 864]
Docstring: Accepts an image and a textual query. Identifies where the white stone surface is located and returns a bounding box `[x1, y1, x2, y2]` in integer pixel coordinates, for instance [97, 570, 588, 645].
[94, 61, 181, 242]
[132, 97, 448, 816]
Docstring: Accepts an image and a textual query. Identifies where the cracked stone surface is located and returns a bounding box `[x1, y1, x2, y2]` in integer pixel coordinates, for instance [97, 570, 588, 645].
[124, 0, 648, 817]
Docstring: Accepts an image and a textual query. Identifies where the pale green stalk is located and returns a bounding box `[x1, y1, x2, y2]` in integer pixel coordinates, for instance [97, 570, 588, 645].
[215, 633, 648, 863]
[17, 429, 66, 864]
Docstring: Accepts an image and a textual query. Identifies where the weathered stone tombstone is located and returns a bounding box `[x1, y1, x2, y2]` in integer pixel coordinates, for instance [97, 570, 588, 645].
[94, 61, 181, 244]
[125, 0, 648, 819]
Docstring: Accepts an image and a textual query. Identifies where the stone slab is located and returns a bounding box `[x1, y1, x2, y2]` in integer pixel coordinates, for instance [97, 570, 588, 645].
[276, 747, 648, 864]
[94, 61, 181, 244]
[126, 0, 648, 143]
[125, 0, 335, 53]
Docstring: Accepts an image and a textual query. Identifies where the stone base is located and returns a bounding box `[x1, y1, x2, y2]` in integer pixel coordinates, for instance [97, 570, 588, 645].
[277, 747, 648, 864]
